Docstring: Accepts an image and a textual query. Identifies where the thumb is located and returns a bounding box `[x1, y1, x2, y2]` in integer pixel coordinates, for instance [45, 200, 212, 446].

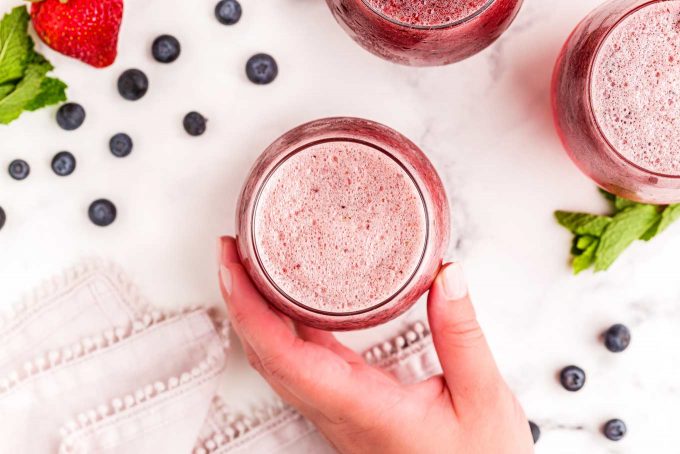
[427, 263, 503, 407]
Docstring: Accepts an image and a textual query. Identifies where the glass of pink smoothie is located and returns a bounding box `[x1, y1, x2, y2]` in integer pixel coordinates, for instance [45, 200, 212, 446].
[553, 0, 680, 203]
[236, 118, 450, 331]
[325, 0, 523, 66]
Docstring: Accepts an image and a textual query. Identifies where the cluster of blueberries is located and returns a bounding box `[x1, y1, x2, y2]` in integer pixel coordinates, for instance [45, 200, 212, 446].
[1, 0, 278, 231]
[532, 324, 631, 443]
[6, 103, 125, 227]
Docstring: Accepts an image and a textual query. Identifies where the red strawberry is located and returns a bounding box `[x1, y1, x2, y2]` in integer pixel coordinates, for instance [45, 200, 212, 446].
[30, 0, 124, 68]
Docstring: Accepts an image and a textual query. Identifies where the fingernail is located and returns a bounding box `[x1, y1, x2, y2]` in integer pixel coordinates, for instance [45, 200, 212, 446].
[220, 265, 232, 298]
[441, 263, 467, 300]
[218, 236, 230, 266]
[217, 238, 223, 268]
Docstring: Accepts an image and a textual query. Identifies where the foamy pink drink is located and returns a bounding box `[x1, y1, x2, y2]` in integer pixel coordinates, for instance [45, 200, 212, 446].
[366, 0, 490, 26]
[553, 0, 680, 203]
[326, 0, 523, 66]
[236, 118, 450, 330]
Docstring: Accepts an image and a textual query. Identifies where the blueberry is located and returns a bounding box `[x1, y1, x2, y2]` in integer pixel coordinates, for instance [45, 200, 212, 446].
[8, 159, 30, 180]
[110, 133, 133, 158]
[152, 35, 181, 63]
[559, 365, 586, 392]
[56, 103, 86, 130]
[118, 69, 149, 101]
[183, 111, 207, 136]
[529, 421, 540, 444]
[246, 53, 278, 85]
[215, 0, 242, 25]
[603, 419, 627, 441]
[51, 151, 76, 176]
[88, 199, 117, 227]
[604, 324, 631, 353]
[0, 206, 5, 231]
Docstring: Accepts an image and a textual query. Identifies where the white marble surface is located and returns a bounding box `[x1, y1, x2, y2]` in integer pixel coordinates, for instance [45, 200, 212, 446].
[1, 0, 679, 452]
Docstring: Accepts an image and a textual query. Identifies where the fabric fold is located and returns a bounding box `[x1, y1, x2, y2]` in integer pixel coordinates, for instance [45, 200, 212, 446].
[1, 262, 441, 454]
[0, 262, 149, 379]
[0, 262, 228, 454]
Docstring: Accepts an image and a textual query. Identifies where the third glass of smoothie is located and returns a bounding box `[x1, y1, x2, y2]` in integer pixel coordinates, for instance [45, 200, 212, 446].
[325, 0, 523, 66]
[553, 0, 680, 203]
[236, 118, 450, 330]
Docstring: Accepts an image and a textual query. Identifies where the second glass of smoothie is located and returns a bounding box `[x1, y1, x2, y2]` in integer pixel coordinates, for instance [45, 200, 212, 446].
[553, 0, 680, 203]
[236, 118, 450, 330]
[325, 0, 523, 66]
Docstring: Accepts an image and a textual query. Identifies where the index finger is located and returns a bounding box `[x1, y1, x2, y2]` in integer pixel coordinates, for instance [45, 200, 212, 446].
[427, 263, 504, 410]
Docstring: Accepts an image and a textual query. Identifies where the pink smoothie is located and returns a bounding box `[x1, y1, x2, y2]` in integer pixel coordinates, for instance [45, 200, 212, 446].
[591, 1, 680, 175]
[253, 140, 427, 314]
[363, 0, 492, 27]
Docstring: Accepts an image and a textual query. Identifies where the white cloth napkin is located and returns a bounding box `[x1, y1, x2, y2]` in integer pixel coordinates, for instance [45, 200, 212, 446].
[0, 262, 442, 453]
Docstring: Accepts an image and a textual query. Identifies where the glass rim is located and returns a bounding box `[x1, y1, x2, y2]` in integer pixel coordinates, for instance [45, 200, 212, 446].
[250, 137, 431, 318]
[587, 0, 680, 179]
[360, 0, 496, 30]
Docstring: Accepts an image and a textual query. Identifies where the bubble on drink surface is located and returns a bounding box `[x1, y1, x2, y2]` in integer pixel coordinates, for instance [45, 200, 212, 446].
[254, 141, 427, 313]
[364, 0, 490, 27]
[591, 1, 680, 175]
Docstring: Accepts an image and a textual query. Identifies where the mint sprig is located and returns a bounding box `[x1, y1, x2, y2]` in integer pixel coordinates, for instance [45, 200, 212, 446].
[0, 6, 67, 125]
[556, 190, 680, 274]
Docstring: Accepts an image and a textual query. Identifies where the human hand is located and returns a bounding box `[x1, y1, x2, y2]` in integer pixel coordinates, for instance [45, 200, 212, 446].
[218, 236, 534, 454]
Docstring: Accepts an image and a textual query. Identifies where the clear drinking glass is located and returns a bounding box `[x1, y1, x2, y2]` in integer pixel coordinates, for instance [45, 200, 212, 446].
[325, 0, 523, 66]
[552, 0, 680, 203]
[236, 117, 450, 330]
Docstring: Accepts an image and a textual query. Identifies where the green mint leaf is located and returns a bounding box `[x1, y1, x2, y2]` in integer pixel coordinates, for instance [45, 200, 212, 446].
[642, 203, 680, 241]
[0, 6, 32, 85]
[27, 40, 51, 68]
[598, 188, 640, 212]
[576, 235, 596, 250]
[0, 6, 67, 124]
[0, 82, 14, 98]
[594, 204, 662, 271]
[558, 192, 680, 274]
[555, 211, 612, 236]
[640, 218, 662, 241]
[573, 240, 598, 274]
[571, 235, 597, 256]
[24, 76, 67, 111]
[658, 204, 680, 233]
[571, 236, 585, 256]
[614, 197, 637, 212]
[0, 62, 50, 124]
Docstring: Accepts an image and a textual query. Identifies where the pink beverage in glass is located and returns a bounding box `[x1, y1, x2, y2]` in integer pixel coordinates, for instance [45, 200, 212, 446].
[325, 0, 523, 66]
[553, 0, 680, 203]
[236, 118, 450, 331]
